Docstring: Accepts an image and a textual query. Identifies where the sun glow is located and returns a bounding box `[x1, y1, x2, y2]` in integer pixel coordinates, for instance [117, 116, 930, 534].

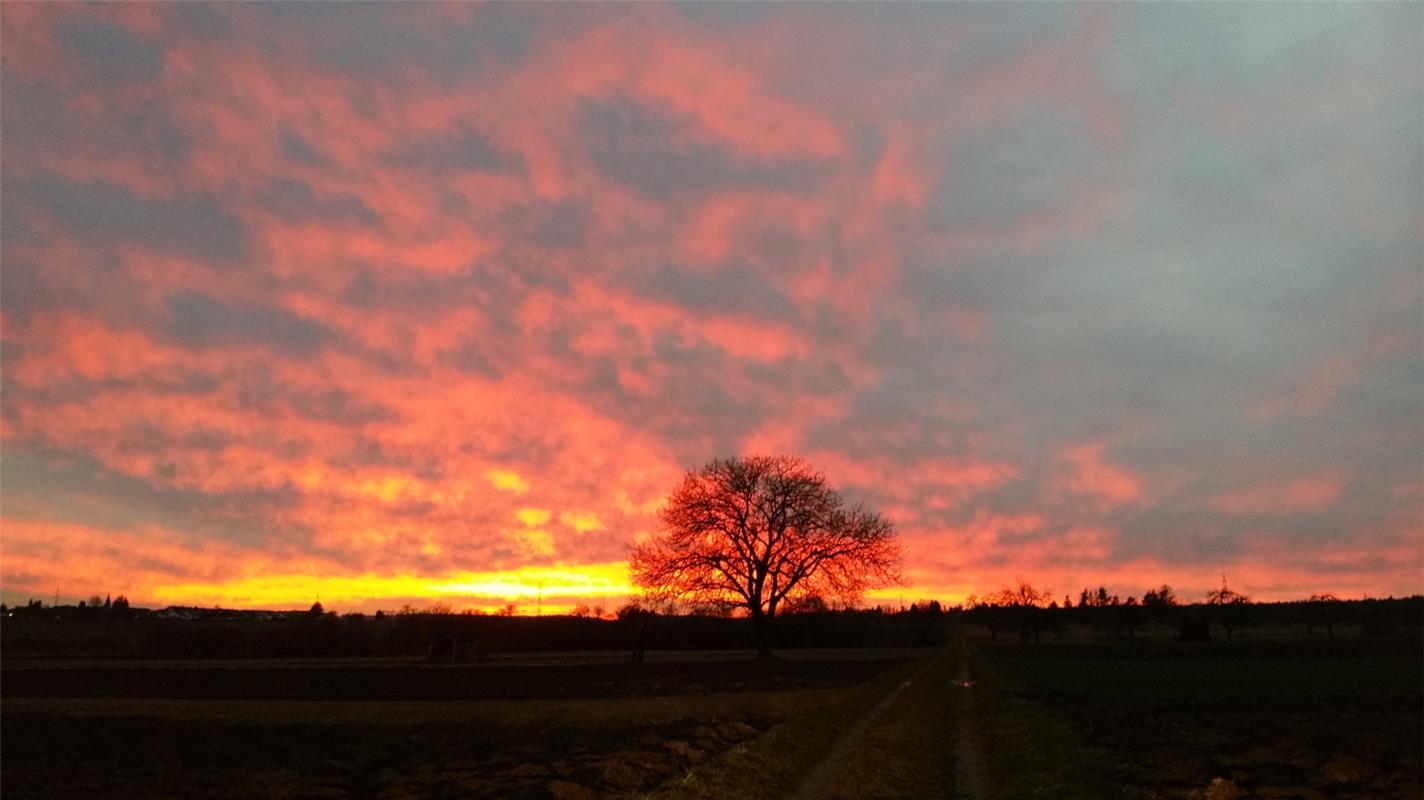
[147, 563, 635, 612]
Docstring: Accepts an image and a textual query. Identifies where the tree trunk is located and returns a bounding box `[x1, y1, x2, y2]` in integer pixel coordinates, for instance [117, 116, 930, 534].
[753, 610, 774, 660]
[632, 614, 648, 665]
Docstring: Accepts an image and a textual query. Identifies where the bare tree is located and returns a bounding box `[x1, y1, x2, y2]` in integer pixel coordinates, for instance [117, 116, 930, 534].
[630, 455, 901, 659]
[989, 580, 1051, 644]
[1306, 593, 1341, 641]
[1206, 575, 1250, 643]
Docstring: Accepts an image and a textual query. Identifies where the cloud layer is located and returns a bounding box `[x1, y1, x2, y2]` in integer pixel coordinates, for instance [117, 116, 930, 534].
[3, 3, 1420, 610]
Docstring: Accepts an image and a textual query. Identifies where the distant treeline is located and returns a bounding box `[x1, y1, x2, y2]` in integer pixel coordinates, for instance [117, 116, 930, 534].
[962, 590, 1423, 646]
[0, 604, 949, 659]
[3, 593, 1420, 660]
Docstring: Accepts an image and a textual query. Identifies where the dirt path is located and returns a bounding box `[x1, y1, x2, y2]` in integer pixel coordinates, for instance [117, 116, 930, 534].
[790, 655, 944, 800]
[951, 636, 989, 800]
[790, 638, 990, 800]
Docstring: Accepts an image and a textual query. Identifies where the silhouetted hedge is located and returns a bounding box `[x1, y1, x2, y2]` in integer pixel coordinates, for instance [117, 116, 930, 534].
[0, 606, 950, 659]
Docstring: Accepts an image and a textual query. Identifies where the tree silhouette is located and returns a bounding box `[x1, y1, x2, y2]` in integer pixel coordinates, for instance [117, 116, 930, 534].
[1142, 584, 1178, 626]
[630, 455, 900, 659]
[1143, 584, 1177, 609]
[1205, 576, 1250, 643]
[1306, 593, 1340, 641]
[616, 601, 654, 664]
[1119, 595, 1145, 642]
[989, 581, 1050, 644]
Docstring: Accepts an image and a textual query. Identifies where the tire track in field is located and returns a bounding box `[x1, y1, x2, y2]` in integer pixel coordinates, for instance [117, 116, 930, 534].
[790, 654, 943, 800]
[952, 636, 989, 800]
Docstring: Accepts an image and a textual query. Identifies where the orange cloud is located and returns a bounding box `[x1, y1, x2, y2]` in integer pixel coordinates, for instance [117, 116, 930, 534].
[1051, 442, 1144, 508]
[3, 4, 1418, 611]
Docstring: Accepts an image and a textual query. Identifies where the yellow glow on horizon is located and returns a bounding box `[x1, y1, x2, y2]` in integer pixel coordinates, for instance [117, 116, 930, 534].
[430, 564, 631, 597]
[864, 586, 974, 609]
[146, 562, 635, 611]
[141, 561, 966, 615]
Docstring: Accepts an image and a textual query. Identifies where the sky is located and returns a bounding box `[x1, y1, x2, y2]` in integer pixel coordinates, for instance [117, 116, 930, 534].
[2, 2, 1421, 613]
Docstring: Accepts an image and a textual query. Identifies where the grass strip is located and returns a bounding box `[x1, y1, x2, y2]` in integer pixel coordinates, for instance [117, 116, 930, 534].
[651, 656, 935, 800]
[971, 646, 1117, 800]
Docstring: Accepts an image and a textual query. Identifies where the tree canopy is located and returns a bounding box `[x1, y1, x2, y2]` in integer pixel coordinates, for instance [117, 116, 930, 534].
[630, 455, 900, 657]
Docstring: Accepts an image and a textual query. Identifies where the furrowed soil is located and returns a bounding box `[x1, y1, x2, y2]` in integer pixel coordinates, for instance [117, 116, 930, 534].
[9, 636, 1421, 799]
[1, 651, 926, 800]
[978, 638, 1424, 800]
[0, 656, 899, 701]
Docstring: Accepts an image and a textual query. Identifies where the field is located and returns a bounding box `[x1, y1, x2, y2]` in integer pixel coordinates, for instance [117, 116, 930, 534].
[973, 633, 1424, 800]
[3, 619, 1421, 799]
[1, 649, 939, 800]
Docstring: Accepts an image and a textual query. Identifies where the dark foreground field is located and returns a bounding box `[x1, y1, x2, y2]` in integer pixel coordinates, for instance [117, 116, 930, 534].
[2, 649, 934, 800]
[4, 630, 1421, 800]
[975, 637, 1424, 800]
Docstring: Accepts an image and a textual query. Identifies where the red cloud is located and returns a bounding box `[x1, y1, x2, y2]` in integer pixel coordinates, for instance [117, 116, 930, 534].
[1050, 441, 1144, 508]
[3, 4, 1418, 610]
